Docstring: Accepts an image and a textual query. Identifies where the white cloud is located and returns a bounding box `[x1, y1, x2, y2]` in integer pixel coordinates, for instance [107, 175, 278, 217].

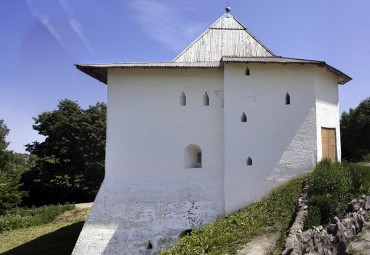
[59, 0, 74, 16]
[40, 17, 62, 42]
[59, 0, 97, 56]
[131, 0, 205, 51]
[26, 0, 66, 49]
[68, 18, 97, 56]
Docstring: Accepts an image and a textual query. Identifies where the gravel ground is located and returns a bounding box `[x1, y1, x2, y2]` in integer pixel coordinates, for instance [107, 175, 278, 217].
[236, 232, 279, 255]
[348, 221, 370, 255]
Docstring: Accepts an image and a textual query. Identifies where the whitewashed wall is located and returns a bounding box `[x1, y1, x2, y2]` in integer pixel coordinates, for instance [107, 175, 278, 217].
[73, 63, 342, 254]
[314, 67, 341, 161]
[73, 68, 225, 255]
[223, 63, 318, 214]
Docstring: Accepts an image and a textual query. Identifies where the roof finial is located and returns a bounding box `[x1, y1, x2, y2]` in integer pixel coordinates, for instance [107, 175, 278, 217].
[225, 6, 231, 13]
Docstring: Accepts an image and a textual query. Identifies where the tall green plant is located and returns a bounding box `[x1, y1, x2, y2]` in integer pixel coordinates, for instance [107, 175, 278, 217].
[309, 160, 349, 199]
[305, 160, 350, 229]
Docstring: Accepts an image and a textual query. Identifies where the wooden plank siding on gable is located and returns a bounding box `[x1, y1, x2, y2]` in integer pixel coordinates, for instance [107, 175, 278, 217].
[173, 15, 274, 63]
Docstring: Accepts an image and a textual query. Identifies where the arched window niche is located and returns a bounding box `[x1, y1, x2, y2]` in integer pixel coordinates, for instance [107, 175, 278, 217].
[285, 93, 290, 105]
[247, 157, 252, 166]
[180, 92, 186, 106]
[241, 112, 247, 122]
[184, 144, 202, 168]
[146, 240, 153, 249]
[246, 67, 250, 76]
[203, 92, 209, 106]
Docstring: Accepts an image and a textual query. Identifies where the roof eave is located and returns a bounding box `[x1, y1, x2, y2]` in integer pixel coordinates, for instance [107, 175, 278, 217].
[75, 62, 224, 85]
[76, 57, 351, 86]
[222, 56, 352, 85]
[76, 64, 107, 84]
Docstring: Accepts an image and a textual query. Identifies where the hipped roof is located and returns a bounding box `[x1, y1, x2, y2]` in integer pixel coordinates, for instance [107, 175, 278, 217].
[75, 12, 351, 85]
[173, 13, 274, 62]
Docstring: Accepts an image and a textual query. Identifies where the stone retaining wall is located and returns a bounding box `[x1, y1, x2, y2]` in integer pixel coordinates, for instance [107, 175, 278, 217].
[283, 191, 370, 255]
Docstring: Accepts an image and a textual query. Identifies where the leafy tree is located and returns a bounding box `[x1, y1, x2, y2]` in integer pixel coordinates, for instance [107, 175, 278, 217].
[0, 119, 28, 214]
[0, 120, 9, 151]
[340, 97, 370, 162]
[0, 120, 11, 173]
[22, 99, 106, 205]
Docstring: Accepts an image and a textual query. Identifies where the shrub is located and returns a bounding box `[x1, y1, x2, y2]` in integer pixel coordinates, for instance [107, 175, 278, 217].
[309, 160, 349, 199]
[305, 160, 350, 229]
[307, 194, 346, 226]
[362, 153, 370, 162]
[305, 160, 370, 229]
[304, 206, 320, 230]
[344, 162, 367, 195]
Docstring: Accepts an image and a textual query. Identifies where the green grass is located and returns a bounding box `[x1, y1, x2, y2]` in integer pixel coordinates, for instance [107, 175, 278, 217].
[161, 176, 306, 255]
[0, 208, 89, 255]
[0, 204, 75, 233]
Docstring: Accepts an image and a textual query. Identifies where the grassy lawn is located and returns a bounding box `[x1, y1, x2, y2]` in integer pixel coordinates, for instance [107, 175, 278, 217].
[161, 176, 306, 255]
[0, 208, 89, 255]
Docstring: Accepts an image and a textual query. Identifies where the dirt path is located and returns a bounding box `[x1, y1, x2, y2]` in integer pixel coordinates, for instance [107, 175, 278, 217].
[348, 221, 370, 255]
[75, 202, 93, 209]
[237, 232, 279, 255]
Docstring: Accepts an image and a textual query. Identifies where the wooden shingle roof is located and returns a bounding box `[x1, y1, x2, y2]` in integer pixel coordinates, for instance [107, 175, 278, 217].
[173, 13, 274, 62]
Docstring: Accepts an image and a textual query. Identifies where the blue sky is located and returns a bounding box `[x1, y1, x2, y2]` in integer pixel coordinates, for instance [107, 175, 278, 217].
[1, 0, 369, 153]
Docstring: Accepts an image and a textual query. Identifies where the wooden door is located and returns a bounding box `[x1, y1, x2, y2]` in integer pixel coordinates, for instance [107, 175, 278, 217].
[321, 128, 337, 162]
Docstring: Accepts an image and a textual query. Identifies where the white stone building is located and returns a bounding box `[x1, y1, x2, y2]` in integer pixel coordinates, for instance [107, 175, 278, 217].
[73, 9, 351, 255]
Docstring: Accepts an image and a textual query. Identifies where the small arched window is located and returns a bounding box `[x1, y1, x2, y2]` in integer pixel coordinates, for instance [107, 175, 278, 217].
[146, 240, 153, 249]
[241, 112, 247, 122]
[285, 93, 290, 105]
[203, 92, 209, 106]
[185, 144, 202, 168]
[180, 92, 186, 106]
[247, 157, 252, 166]
[246, 67, 250, 76]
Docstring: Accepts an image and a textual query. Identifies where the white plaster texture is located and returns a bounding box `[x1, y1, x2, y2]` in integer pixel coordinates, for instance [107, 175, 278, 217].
[223, 63, 317, 214]
[314, 67, 341, 161]
[73, 68, 225, 254]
